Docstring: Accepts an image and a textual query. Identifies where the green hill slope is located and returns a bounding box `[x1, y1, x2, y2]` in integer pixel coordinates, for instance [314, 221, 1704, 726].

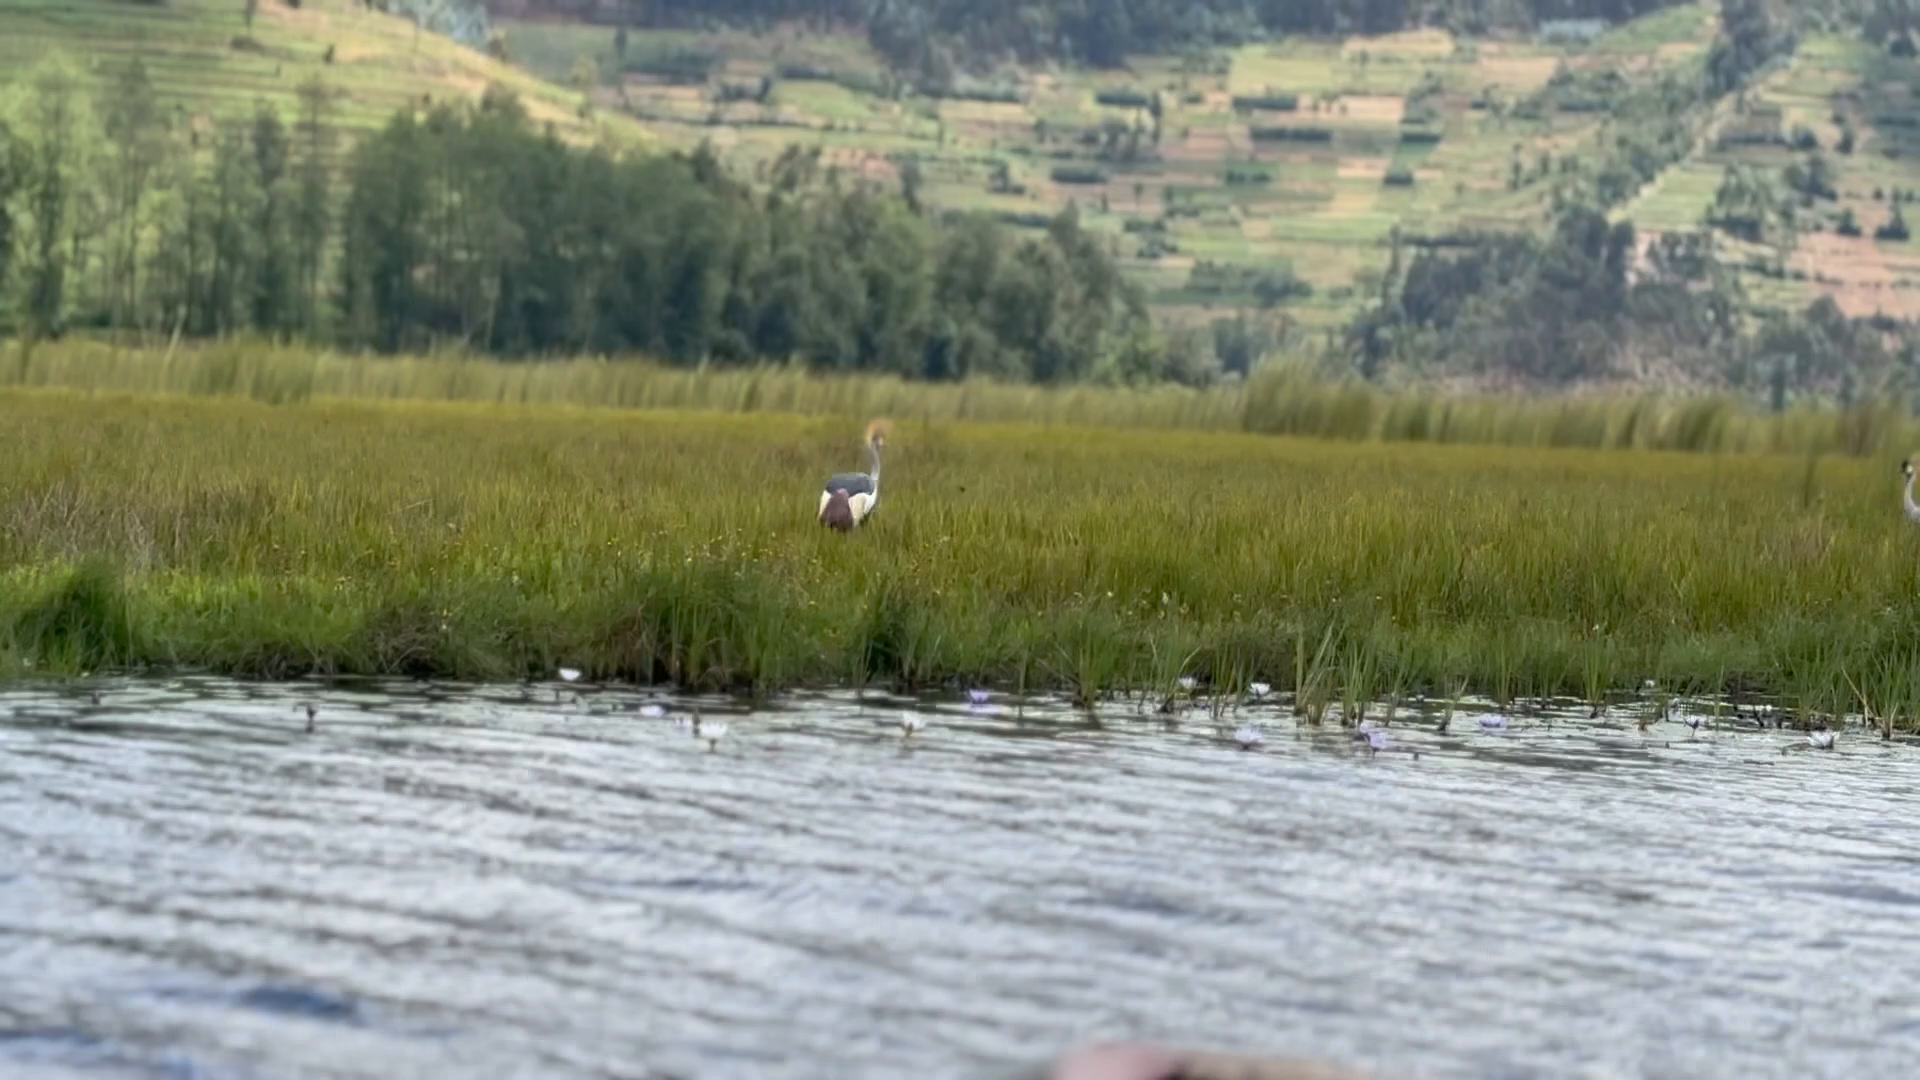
[0, 0, 650, 152]
[499, 2, 1920, 328]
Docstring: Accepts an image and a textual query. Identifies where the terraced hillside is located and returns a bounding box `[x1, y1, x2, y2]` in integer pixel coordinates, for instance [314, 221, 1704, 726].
[500, 3, 1920, 327]
[1622, 32, 1920, 321]
[0, 0, 648, 153]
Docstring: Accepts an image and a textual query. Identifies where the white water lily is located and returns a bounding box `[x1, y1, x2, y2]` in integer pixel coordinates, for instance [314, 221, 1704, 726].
[1808, 729, 1836, 750]
[558, 667, 582, 683]
[900, 715, 928, 738]
[1248, 682, 1272, 699]
[1177, 676, 1198, 692]
[1478, 715, 1508, 733]
[693, 715, 728, 750]
[1233, 724, 1263, 750]
[639, 703, 666, 718]
[966, 688, 990, 705]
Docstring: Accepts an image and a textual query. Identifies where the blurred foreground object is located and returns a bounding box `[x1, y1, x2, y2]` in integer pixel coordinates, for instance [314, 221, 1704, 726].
[1031, 1042, 1388, 1080]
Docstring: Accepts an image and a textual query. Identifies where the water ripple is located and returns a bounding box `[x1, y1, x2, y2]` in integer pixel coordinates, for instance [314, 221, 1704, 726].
[3, 681, 1920, 1079]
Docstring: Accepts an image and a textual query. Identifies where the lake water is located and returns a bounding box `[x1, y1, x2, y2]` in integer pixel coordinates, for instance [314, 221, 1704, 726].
[2, 679, 1918, 1080]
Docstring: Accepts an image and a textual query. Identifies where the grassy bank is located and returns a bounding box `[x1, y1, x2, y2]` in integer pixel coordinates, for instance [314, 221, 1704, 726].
[9, 339, 1920, 457]
[5, 385, 1920, 727]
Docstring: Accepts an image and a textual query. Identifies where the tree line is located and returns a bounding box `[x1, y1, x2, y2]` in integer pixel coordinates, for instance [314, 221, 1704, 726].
[588, 0, 1695, 74]
[0, 58, 335, 349]
[1346, 201, 1919, 403]
[0, 57, 1190, 385]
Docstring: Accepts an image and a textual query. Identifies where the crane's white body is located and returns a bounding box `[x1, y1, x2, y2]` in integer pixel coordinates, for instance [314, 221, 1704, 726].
[1904, 461, 1920, 524]
[818, 434, 883, 529]
[818, 488, 875, 525]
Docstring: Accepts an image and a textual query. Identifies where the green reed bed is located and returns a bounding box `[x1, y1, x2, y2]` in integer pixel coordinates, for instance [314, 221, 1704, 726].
[5, 386, 1920, 727]
[12, 339, 1920, 459]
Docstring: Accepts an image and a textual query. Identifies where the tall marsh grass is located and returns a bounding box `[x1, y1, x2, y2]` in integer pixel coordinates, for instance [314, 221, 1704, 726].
[11, 339, 1920, 458]
[4, 383, 1920, 724]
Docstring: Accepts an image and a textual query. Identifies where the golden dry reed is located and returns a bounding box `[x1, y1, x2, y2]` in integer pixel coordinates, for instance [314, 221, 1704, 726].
[8, 338, 1918, 457]
[5, 379, 1920, 728]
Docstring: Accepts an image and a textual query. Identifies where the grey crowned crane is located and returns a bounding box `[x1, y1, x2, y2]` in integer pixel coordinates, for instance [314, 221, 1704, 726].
[819, 421, 887, 532]
[1903, 458, 1920, 525]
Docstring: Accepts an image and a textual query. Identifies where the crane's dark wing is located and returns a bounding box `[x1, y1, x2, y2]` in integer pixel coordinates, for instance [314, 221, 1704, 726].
[824, 472, 875, 497]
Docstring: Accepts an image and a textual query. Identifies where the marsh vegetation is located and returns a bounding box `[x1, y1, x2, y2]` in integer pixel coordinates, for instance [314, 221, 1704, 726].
[5, 376, 1920, 732]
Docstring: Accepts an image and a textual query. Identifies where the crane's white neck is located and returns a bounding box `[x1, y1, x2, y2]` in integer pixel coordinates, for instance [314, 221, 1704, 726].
[1906, 470, 1920, 521]
[867, 440, 882, 492]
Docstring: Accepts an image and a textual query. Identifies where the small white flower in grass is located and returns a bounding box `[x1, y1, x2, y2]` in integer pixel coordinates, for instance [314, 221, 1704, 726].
[558, 668, 582, 683]
[1248, 682, 1271, 700]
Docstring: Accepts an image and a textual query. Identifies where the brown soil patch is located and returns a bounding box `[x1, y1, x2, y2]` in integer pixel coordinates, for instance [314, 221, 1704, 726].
[1339, 95, 1405, 124]
[1147, 170, 1226, 189]
[1474, 54, 1560, 93]
[1791, 231, 1920, 318]
[1795, 231, 1906, 285]
[654, 85, 709, 106]
[330, 43, 380, 65]
[1814, 280, 1920, 319]
[1170, 132, 1239, 161]
[1316, 187, 1376, 217]
[940, 100, 1030, 124]
[819, 147, 897, 184]
[259, 2, 335, 33]
[439, 72, 489, 98]
[1101, 183, 1159, 214]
